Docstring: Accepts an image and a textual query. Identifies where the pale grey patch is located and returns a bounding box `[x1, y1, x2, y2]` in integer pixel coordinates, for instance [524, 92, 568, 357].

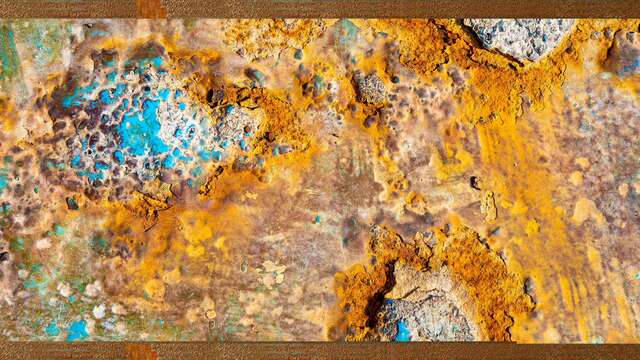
[463, 19, 575, 61]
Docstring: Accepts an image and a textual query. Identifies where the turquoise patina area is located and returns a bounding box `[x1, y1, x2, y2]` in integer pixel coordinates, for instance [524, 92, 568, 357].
[395, 321, 412, 342]
[117, 98, 169, 157]
[45, 322, 61, 337]
[66, 320, 89, 342]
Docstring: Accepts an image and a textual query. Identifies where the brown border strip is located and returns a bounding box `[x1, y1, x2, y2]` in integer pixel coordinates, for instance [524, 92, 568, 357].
[0, 342, 639, 359]
[0, 0, 639, 18]
[1, 2, 640, 360]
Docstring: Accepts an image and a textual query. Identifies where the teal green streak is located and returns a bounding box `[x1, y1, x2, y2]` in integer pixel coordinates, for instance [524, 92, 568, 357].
[0, 25, 20, 83]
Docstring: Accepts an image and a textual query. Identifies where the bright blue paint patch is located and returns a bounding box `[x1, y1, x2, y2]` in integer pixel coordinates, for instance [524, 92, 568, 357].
[162, 155, 175, 169]
[0, 174, 7, 192]
[314, 215, 321, 224]
[117, 99, 169, 157]
[151, 56, 163, 67]
[113, 150, 125, 164]
[198, 150, 222, 162]
[131, 56, 164, 73]
[45, 322, 60, 337]
[106, 71, 117, 82]
[178, 102, 186, 110]
[198, 150, 212, 161]
[395, 321, 412, 342]
[69, 295, 76, 303]
[66, 320, 89, 342]
[174, 89, 183, 98]
[94, 162, 110, 171]
[114, 83, 127, 97]
[159, 88, 171, 101]
[99, 89, 116, 105]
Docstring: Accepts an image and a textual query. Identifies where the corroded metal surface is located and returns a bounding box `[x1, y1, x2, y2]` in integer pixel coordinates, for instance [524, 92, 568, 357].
[0, 19, 639, 343]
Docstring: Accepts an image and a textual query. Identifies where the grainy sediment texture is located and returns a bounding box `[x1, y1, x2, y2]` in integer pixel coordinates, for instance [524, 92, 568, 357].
[0, 19, 639, 343]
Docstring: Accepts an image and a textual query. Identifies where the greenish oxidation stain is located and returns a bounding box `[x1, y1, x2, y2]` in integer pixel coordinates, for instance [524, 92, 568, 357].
[12, 21, 71, 71]
[314, 215, 321, 224]
[22, 22, 62, 67]
[10, 237, 24, 251]
[635, 272, 640, 280]
[223, 296, 244, 338]
[313, 75, 325, 91]
[90, 234, 111, 256]
[334, 19, 359, 53]
[49, 224, 65, 236]
[247, 69, 266, 86]
[46, 160, 66, 170]
[0, 25, 20, 83]
[66, 320, 89, 341]
[24, 272, 49, 296]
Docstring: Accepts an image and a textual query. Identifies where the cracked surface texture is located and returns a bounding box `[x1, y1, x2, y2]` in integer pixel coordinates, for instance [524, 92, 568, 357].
[0, 19, 639, 343]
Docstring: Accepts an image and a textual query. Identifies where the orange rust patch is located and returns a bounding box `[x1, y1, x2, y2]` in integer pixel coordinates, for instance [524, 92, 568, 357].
[333, 224, 533, 341]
